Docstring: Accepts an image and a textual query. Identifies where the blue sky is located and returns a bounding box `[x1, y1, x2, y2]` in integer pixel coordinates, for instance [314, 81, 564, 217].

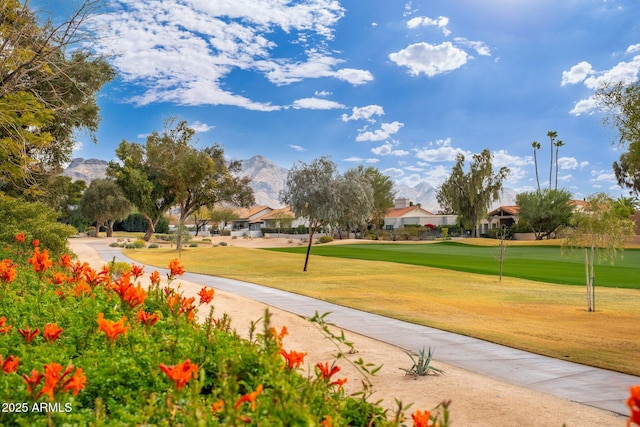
[38, 0, 640, 199]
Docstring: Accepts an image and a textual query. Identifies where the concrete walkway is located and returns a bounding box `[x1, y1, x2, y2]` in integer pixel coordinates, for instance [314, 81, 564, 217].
[85, 239, 637, 416]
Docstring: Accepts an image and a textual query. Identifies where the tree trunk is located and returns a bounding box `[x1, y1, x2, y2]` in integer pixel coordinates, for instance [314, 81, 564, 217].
[106, 220, 114, 238]
[143, 215, 155, 241]
[303, 226, 316, 272]
[584, 248, 591, 311]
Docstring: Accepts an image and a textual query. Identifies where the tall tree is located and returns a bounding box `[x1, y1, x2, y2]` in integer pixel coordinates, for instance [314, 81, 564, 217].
[356, 165, 395, 230]
[0, 0, 114, 196]
[280, 157, 339, 271]
[516, 188, 573, 240]
[546, 131, 557, 189]
[531, 141, 541, 191]
[148, 119, 254, 252]
[332, 167, 374, 239]
[437, 149, 510, 237]
[80, 178, 131, 237]
[107, 140, 176, 241]
[595, 81, 640, 195]
[554, 139, 565, 190]
[562, 193, 635, 312]
[209, 207, 240, 233]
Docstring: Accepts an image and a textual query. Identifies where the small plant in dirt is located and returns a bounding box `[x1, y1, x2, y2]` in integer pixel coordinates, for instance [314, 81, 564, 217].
[317, 235, 333, 244]
[401, 347, 444, 377]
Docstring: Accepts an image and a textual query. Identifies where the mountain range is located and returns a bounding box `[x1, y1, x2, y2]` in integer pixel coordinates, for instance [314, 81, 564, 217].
[64, 156, 516, 213]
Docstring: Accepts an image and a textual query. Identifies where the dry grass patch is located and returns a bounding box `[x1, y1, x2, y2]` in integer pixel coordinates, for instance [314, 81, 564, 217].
[126, 246, 640, 376]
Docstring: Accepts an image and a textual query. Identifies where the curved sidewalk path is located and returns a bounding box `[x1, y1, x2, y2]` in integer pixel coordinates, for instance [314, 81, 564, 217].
[82, 239, 637, 416]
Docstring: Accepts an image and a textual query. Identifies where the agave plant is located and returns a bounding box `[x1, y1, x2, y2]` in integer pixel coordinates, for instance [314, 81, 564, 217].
[402, 347, 445, 376]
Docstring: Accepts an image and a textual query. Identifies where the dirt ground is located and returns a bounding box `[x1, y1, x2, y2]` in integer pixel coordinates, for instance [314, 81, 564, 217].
[69, 236, 629, 426]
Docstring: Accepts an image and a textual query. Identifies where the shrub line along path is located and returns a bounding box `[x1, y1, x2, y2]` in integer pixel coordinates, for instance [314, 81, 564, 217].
[75, 238, 638, 417]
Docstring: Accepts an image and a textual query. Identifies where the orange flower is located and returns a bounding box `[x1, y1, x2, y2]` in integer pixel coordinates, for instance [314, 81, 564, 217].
[51, 272, 70, 285]
[168, 258, 185, 279]
[330, 377, 347, 390]
[150, 270, 161, 287]
[62, 367, 86, 396]
[122, 285, 146, 310]
[84, 266, 109, 288]
[32, 239, 39, 247]
[0, 259, 16, 283]
[72, 281, 92, 297]
[97, 313, 129, 342]
[629, 385, 640, 427]
[0, 317, 12, 334]
[234, 384, 263, 411]
[212, 400, 225, 414]
[18, 326, 39, 343]
[28, 247, 53, 274]
[130, 264, 144, 280]
[136, 309, 160, 327]
[411, 409, 432, 427]
[159, 359, 198, 390]
[14, 233, 25, 243]
[1, 355, 19, 373]
[39, 363, 67, 400]
[279, 349, 307, 370]
[43, 323, 63, 343]
[198, 287, 214, 304]
[22, 369, 44, 395]
[317, 362, 340, 381]
[59, 253, 73, 268]
[321, 415, 333, 427]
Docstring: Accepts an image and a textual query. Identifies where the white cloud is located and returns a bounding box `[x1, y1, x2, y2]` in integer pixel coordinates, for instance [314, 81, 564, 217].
[335, 68, 374, 85]
[413, 138, 467, 162]
[454, 37, 491, 56]
[382, 167, 405, 178]
[191, 121, 214, 133]
[356, 121, 404, 142]
[288, 144, 306, 152]
[314, 90, 332, 97]
[561, 61, 593, 86]
[370, 142, 409, 156]
[579, 161, 590, 168]
[404, 166, 424, 172]
[341, 105, 385, 122]
[492, 150, 532, 168]
[343, 157, 379, 163]
[389, 42, 470, 77]
[292, 97, 346, 109]
[406, 15, 451, 36]
[558, 157, 578, 170]
[558, 174, 573, 182]
[568, 55, 640, 115]
[627, 44, 640, 54]
[87, 0, 348, 109]
[590, 169, 617, 183]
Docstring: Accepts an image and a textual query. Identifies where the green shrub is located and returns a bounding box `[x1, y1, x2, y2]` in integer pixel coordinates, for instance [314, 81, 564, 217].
[148, 243, 159, 248]
[109, 261, 131, 279]
[218, 241, 228, 246]
[0, 194, 76, 257]
[109, 242, 122, 248]
[317, 235, 334, 244]
[189, 243, 198, 247]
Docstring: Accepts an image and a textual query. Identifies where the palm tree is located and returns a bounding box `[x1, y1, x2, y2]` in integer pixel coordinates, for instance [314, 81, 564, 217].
[531, 141, 541, 191]
[547, 130, 557, 189]
[554, 139, 564, 190]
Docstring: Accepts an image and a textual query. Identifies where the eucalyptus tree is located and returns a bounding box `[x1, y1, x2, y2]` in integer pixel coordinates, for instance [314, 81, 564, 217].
[436, 149, 510, 237]
[332, 167, 374, 239]
[280, 157, 339, 271]
[596, 81, 640, 195]
[80, 179, 131, 237]
[562, 193, 635, 312]
[0, 0, 114, 196]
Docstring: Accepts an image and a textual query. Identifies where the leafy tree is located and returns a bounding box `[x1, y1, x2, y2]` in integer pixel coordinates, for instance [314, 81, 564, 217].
[0, 0, 114, 196]
[268, 209, 294, 236]
[107, 140, 177, 241]
[0, 194, 76, 256]
[356, 165, 395, 230]
[595, 81, 640, 194]
[516, 188, 574, 240]
[280, 157, 339, 271]
[37, 175, 87, 224]
[562, 193, 635, 312]
[80, 178, 132, 237]
[209, 207, 240, 233]
[147, 119, 254, 252]
[436, 149, 510, 237]
[191, 206, 211, 236]
[332, 167, 374, 239]
[613, 196, 638, 218]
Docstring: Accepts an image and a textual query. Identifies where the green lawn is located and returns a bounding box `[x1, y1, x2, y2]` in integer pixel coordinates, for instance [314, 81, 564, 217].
[267, 241, 640, 289]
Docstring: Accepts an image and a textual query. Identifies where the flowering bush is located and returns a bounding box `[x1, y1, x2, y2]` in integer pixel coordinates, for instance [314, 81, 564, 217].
[0, 234, 454, 426]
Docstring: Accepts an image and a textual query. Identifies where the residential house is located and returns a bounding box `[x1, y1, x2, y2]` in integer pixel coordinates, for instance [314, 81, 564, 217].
[230, 206, 273, 237]
[384, 198, 457, 230]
